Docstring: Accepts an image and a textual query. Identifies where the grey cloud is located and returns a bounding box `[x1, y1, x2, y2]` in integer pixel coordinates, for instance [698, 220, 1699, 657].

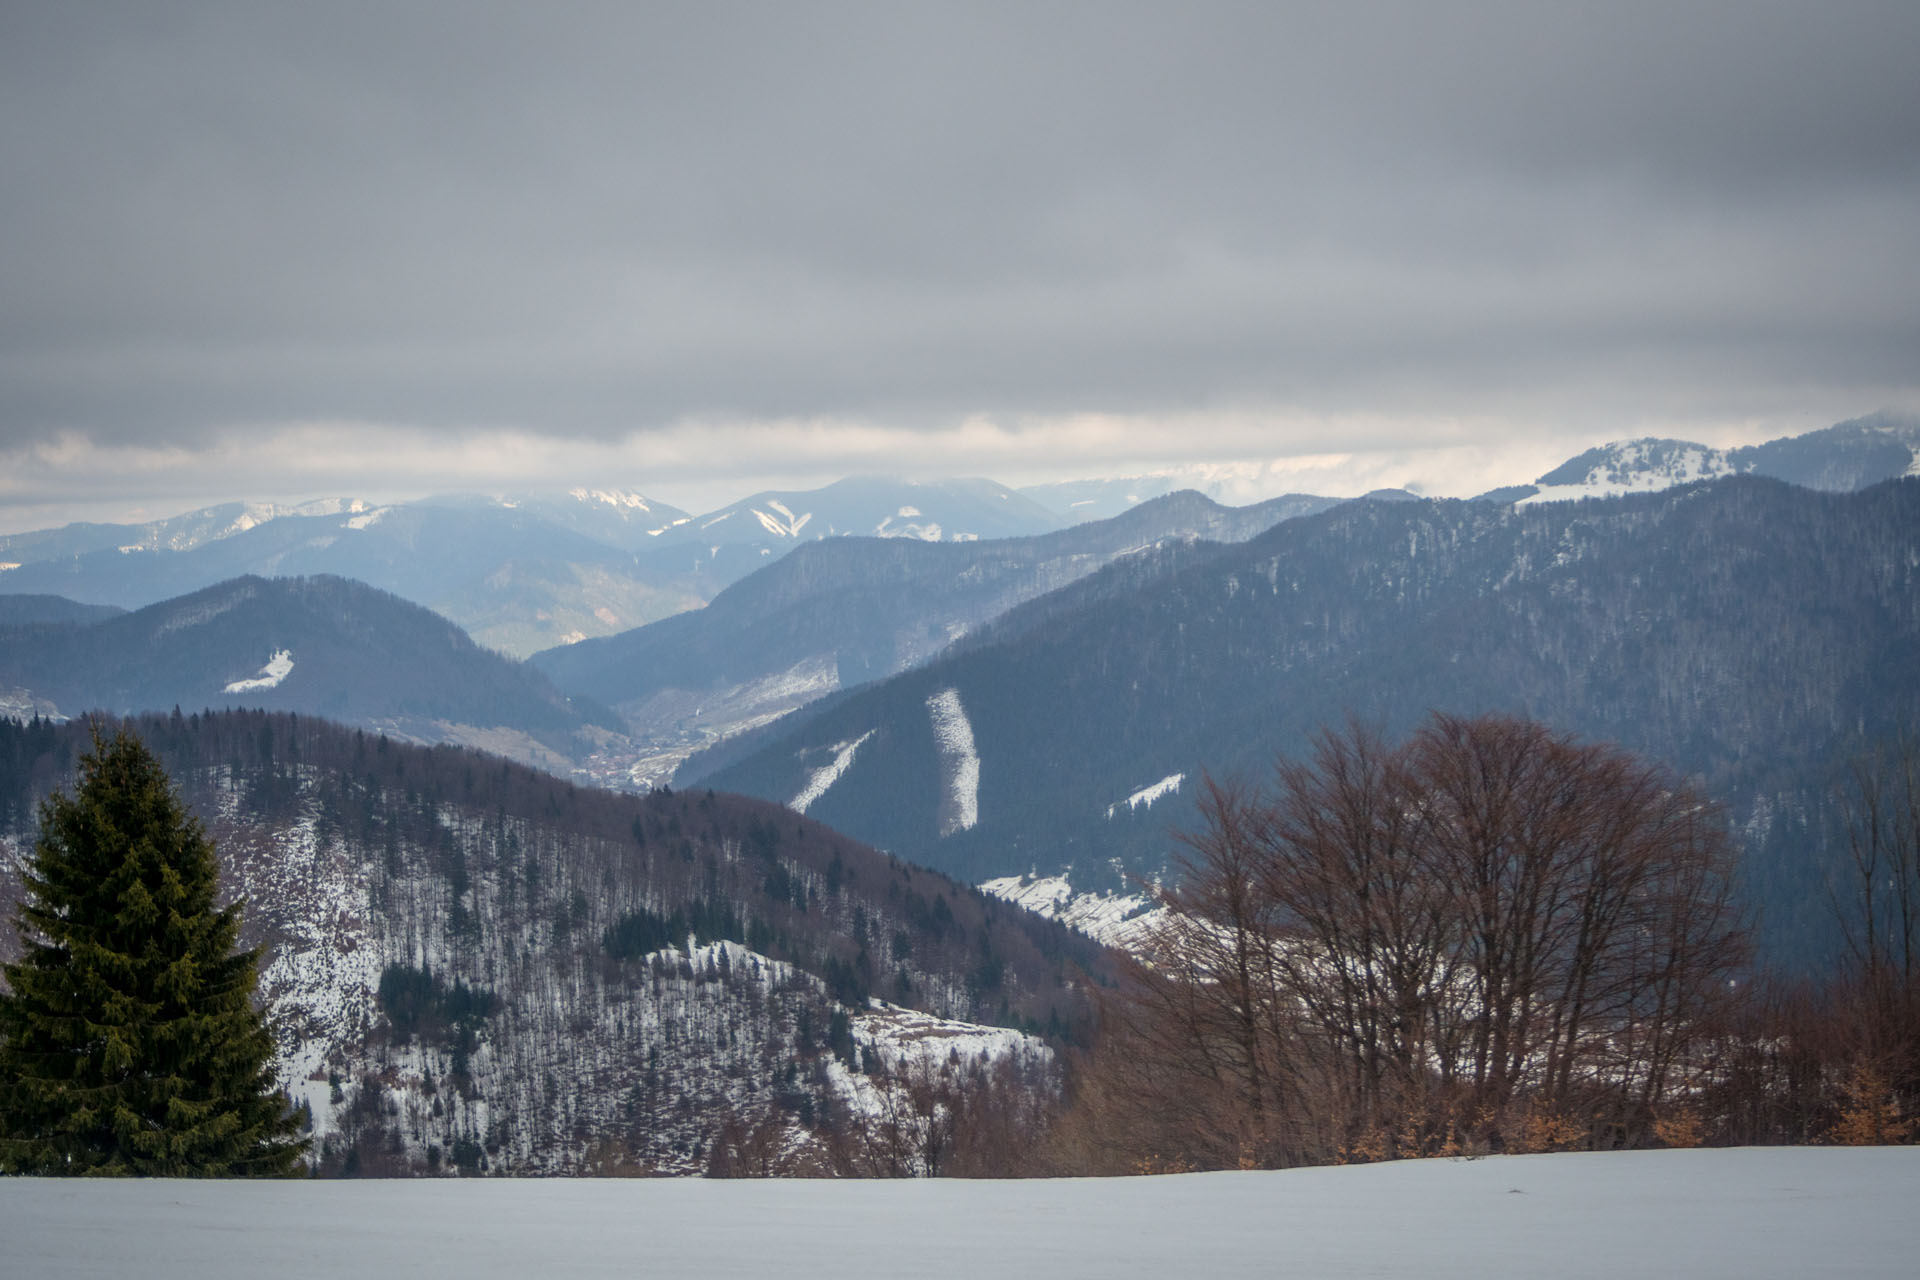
[2, 1, 1917, 449]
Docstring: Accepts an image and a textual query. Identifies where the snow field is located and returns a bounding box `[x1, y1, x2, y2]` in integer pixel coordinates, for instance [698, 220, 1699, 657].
[2, 1147, 1914, 1279]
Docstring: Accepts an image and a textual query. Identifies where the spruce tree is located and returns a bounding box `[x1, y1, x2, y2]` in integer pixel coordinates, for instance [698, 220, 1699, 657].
[0, 727, 306, 1176]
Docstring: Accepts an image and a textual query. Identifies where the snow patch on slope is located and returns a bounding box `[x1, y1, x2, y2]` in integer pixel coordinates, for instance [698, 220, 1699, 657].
[853, 999, 1052, 1076]
[875, 506, 945, 541]
[1520, 439, 1737, 506]
[1107, 772, 1184, 818]
[224, 649, 294, 693]
[791, 731, 874, 814]
[0, 688, 63, 722]
[980, 873, 1164, 951]
[825, 1000, 1055, 1144]
[568, 487, 653, 512]
[751, 500, 813, 538]
[925, 688, 979, 836]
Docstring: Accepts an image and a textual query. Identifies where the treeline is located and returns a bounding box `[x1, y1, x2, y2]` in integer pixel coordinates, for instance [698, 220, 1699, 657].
[0, 708, 1111, 1044]
[1040, 715, 1920, 1174]
[0, 709, 1113, 1176]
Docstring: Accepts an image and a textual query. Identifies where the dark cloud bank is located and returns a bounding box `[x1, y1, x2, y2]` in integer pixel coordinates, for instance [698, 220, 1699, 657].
[1, 1, 1916, 474]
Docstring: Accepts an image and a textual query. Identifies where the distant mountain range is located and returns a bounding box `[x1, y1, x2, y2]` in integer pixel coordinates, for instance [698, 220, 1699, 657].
[0, 594, 125, 628]
[1492, 411, 1920, 506]
[2, 414, 1912, 656]
[0, 479, 1063, 656]
[2, 413, 1916, 963]
[0, 575, 620, 772]
[532, 490, 1339, 786]
[687, 476, 1920, 965]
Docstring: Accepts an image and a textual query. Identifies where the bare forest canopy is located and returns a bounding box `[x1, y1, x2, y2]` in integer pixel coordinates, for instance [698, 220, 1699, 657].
[1055, 716, 1920, 1173]
[0, 710, 1111, 1175]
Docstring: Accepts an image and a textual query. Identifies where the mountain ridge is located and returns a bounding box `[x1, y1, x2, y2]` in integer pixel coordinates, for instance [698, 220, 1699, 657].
[690, 476, 1920, 964]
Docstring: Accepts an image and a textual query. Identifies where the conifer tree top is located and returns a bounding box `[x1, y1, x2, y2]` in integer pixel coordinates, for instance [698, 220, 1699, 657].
[0, 726, 306, 1176]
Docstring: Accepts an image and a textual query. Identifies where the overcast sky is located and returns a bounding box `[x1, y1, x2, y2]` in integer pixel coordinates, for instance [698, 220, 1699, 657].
[2, 1, 1916, 529]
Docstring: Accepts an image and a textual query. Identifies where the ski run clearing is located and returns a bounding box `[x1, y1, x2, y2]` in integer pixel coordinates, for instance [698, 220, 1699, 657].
[790, 731, 874, 814]
[223, 649, 294, 693]
[1106, 771, 1184, 818]
[925, 687, 980, 836]
[2, 1147, 1913, 1278]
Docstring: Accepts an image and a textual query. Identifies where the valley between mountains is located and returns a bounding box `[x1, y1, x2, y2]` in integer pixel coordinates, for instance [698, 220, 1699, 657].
[1, 411, 1917, 1174]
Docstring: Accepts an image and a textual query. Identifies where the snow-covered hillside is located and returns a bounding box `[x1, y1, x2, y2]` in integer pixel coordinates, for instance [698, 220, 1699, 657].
[1521, 437, 1737, 504]
[3, 1147, 1913, 1279]
[980, 873, 1164, 950]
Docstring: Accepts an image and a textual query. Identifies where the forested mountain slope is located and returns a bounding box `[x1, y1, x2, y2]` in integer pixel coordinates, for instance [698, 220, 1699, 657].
[534, 490, 1338, 786]
[692, 478, 1920, 964]
[0, 575, 623, 772]
[0, 712, 1108, 1175]
[1504, 411, 1919, 504]
[0, 498, 706, 656]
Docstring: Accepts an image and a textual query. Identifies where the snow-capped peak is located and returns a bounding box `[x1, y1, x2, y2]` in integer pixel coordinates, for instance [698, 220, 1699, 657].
[1520, 438, 1737, 506]
[567, 487, 654, 512]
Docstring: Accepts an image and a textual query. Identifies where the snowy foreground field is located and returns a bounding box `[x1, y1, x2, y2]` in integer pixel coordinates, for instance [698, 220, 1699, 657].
[4, 1147, 1916, 1278]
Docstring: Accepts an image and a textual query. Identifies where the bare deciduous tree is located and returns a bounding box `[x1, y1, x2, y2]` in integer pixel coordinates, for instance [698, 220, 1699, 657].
[1080, 713, 1749, 1169]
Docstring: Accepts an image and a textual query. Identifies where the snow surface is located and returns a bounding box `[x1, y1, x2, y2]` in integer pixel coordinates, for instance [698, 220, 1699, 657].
[980, 873, 1163, 950]
[2, 1147, 1914, 1279]
[1106, 772, 1184, 818]
[343, 507, 387, 530]
[223, 649, 294, 693]
[925, 687, 979, 836]
[1519, 440, 1737, 506]
[790, 731, 874, 814]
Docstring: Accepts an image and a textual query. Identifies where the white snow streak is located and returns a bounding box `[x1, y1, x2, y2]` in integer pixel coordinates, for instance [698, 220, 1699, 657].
[925, 687, 979, 836]
[224, 649, 294, 693]
[874, 506, 945, 540]
[1106, 772, 1184, 818]
[752, 500, 813, 538]
[790, 731, 874, 814]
